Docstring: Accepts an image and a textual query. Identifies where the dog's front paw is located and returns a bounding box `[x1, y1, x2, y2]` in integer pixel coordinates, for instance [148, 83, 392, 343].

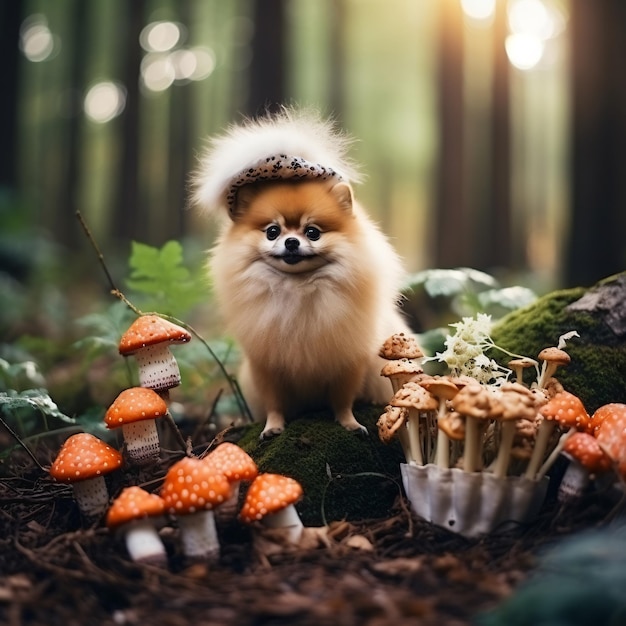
[346, 423, 369, 437]
[259, 426, 284, 441]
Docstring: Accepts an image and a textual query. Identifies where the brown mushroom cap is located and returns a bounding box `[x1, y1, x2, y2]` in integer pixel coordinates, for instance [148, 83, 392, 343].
[203, 443, 258, 482]
[104, 387, 168, 428]
[380, 359, 424, 380]
[379, 333, 424, 360]
[239, 473, 303, 524]
[563, 433, 612, 474]
[106, 486, 165, 529]
[419, 376, 459, 402]
[376, 405, 409, 444]
[438, 411, 466, 441]
[449, 383, 495, 419]
[538, 347, 571, 366]
[49, 433, 123, 482]
[389, 381, 438, 411]
[161, 457, 232, 515]
[497, 382, 539, 422]
[538, 390, 589, 431]
[508, 357, 537, 369]
[119, 315, 192, 356]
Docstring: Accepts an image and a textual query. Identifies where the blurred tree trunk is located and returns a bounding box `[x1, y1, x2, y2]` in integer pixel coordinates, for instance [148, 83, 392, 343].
[328, 0, 345, 118]
[0, 1, 23, 193]
[58, 0, 88, 249]
[434, 0, 467, 268]
[113, 0, 145, 244]
[246, 0, 286, 116]
[484, 1, 512, 271]
[567, 0, 626, 287]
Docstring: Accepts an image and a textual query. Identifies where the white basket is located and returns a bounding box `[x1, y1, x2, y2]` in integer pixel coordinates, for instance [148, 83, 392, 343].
[400, 463, 549, 537]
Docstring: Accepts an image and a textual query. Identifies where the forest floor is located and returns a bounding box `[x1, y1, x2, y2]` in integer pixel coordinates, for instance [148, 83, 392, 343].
[0, 439, 619, 626]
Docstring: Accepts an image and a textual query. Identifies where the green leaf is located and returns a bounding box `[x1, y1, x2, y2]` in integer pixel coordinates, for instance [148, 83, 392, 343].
[404, 267, 498, 298]
[125, 240, 206, 317]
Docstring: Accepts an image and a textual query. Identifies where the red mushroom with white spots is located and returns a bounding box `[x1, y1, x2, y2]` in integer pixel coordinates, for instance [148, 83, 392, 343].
[106, 486, 167, 566]
[104, 387, 169, 465]
[161, 456, 231, 561]
[525, 390, 590, 480]
[239, 473, 304, 543]
[203, 442, 258, 521]
[594, 403, 626, 479]
[119, 315, 192, 397]
[49, 433, 123, 517]
[557, 432, 613, 502]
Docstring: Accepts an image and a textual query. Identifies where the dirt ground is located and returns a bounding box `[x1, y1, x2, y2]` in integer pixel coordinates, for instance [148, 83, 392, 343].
[0, 441, 619, 626]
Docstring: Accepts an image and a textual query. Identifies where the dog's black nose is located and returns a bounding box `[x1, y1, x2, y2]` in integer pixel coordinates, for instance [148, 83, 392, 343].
[284, 237, 300, 252]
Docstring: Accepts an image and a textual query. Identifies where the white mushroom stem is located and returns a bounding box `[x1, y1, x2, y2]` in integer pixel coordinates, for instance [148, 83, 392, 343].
[177, 510, 220, 561]
[262, 504, 304, 543]
[537, 362, 558, 389]
[434, 400, 450, 469]
[536, 428, 576, 480]
[524, 419, 556, 479]
[72, 476, 110, 517]
[492, 421, 517, 479]
[121, 519, 167, 565]
[463, 417, 481, 473]
[122, 420, 161, 465]
[133, 344, 182, 391]
[406, 410, 423, 465]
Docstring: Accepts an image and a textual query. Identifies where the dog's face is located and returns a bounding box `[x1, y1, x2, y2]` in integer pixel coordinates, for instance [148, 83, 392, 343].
[226, 180, 358, 276]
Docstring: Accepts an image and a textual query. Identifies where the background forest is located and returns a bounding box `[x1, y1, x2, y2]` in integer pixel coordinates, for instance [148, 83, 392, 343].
[1, 0, 626, 423]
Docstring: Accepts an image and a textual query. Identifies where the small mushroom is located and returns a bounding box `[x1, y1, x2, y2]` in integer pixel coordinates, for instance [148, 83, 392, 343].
[525, 390, 590, 480]
[239, 473, 304, 544]
[119, 315, 192, 396]
[537, 347, 571, 389]
[376, 405, 411, 462]
[203, 442, 258, 521]
[491, 383, 539, 479]
[589, 403, 626, 437]
[557, 433, 613, 502]
[106, 486, 167, 565]
[49, 433, 123, 518]
[381, 359, 424, 394]
[507, 357, 538, 386]
[161, 457, 232, 561]
[389, 381, 438, 465]
[419, 376, 459, 468]
[379, 333, 424, 360]
[104, 387, 169, 465]
[449, 383, 495, 473]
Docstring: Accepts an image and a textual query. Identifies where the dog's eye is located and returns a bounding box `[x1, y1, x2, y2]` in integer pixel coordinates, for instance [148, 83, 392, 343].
[304, 226, 321, 241]
[266, 225, 281, 240]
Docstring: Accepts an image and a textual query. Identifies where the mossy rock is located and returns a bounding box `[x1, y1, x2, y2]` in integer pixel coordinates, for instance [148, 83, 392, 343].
[226, 406, 404, 526]
[490, 272, 626, 413]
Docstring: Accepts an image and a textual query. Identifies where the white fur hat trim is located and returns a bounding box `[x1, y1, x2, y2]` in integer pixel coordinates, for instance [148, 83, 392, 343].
[225, 154, 342, 213]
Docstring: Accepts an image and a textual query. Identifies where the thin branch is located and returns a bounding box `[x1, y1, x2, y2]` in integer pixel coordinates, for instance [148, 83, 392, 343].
[0, 415, 45, 471]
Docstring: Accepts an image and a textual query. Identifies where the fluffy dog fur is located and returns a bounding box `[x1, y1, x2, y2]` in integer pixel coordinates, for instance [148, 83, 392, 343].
[193, 109, 413, 438]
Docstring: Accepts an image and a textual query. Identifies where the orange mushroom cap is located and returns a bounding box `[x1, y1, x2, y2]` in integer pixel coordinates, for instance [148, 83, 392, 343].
[563, 432, 612, 474]
[590, 403, 626, 437]
[119, 315, 191, 356]
[104, 387, 168, 429]
[106, 486, 165, 529]
[594, 404, 626, 474]
[161, 456, 231, 515]
[203, 443, 258, 482]
[538, 390, 589, 431]
[239, 473, 303, 524]
[49, 433, 123, 482]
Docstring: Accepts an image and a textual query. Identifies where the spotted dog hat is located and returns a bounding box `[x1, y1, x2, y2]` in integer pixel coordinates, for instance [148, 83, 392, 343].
[225, 154, 342, 214]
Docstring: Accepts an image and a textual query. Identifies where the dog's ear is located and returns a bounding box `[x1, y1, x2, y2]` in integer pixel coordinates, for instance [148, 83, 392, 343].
[329, 182, 353, 213]
[230, 185, 257, 219]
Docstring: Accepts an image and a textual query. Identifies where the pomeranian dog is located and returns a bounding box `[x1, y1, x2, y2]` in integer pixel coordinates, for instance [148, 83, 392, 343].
[193, 108, 413, 439]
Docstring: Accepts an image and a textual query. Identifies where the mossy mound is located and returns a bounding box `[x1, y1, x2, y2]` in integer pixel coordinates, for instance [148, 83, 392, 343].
[490, 272, 626, 413]
[227, 406, 404, 526]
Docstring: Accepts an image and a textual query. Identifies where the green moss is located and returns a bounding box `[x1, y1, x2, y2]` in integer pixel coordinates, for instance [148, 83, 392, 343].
[490, 275, 626, 413]
[227, 406, 404, 526]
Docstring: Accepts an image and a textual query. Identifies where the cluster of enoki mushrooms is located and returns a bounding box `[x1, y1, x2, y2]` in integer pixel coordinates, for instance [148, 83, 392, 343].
[376, 333, 626, 500]
[48, 315, 310, 567]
